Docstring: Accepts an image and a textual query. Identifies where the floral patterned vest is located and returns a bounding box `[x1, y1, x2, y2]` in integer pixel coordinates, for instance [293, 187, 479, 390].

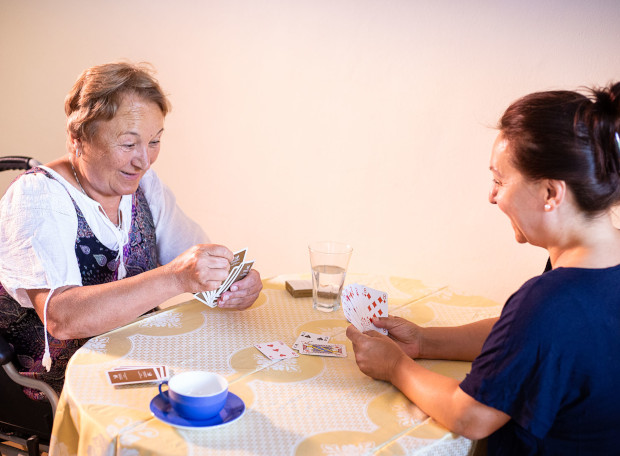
[0, 167, 157, 398]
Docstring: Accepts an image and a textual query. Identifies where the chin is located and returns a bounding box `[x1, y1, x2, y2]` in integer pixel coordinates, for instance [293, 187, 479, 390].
[514, 234, 529, 244]
[513, 231, 528, 244]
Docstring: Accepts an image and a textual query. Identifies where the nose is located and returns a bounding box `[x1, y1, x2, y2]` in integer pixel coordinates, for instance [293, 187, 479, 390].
[132, 145, 149, 170]
[488, 186, 497, 205]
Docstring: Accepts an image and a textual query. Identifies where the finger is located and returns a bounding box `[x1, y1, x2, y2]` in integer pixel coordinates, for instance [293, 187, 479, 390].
[229, 269, 261, 292]
[226, 282, 262, 300]
[219, 285, 251, 302]
[372, 315, 399, 328]
[199, 267, 230, 284]
[202, 244, 234, 263]
[363, 330, 385, 338]
[218, 292, 260, 309]
[199, 279, 226, 292]
[204, 257, 233, 270]
[345, 324, 362, 341]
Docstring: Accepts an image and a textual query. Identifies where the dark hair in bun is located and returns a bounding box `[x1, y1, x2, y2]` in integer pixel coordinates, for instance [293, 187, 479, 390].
[498, 82, 620, 214]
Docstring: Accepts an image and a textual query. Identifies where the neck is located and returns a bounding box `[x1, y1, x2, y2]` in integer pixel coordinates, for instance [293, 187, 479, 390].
[69, 157, 122, 228]
[548, 214, 620, 269]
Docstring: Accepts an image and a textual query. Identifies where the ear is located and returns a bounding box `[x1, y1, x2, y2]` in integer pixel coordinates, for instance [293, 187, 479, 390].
[544, 179, 567, 210]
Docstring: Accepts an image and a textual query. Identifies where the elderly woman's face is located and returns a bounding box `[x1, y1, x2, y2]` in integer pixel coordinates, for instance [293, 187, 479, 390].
[79, 93, 164, 198]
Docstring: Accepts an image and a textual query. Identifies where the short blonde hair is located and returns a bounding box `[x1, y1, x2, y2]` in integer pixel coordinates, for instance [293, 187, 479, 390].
[65, 62, 171, 141]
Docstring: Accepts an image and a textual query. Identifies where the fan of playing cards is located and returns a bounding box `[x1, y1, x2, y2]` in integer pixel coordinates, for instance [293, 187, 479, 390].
[341, 283, 388, 335]
[194, 248, 254, 308]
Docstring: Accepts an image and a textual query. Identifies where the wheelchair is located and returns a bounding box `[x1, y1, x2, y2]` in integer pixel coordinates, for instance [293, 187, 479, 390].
[1, 156, 57, 456]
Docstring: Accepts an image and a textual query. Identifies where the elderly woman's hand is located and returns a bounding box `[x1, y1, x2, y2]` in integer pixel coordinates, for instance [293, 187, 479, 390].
[217, 269, 262, 310]
[167, 244, 234, 293]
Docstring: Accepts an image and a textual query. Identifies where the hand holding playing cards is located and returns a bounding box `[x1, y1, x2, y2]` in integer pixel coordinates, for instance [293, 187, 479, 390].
[346, 324, 409, 382]
[374, 316, 423, 359]
[217, 268, 262, 310]
[166, 244, 234, 293]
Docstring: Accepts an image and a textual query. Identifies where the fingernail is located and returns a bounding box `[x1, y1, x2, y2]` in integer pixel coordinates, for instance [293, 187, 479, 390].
[231, 285, 238, 292]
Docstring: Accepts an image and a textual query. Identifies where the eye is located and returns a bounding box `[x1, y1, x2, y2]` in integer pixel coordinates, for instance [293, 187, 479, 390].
[122, 143, 136, 149]
[149, 140, 161, 147]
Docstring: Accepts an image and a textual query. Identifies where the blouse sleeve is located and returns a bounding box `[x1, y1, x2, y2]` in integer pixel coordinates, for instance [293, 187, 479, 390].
[139, 169, 210, 265]
[0, 172, 82, 307]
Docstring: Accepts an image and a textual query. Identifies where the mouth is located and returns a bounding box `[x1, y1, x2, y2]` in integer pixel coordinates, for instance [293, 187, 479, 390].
[120, 170, 142, 180]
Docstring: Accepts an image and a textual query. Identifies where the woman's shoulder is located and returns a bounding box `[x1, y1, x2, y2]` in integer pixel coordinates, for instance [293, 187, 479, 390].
[517, 264, 619, 296]
[505, 264, 620, 324]
[1, 166, 73, 210]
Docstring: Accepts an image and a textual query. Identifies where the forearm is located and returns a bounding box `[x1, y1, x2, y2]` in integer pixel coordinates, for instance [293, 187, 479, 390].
[392, 356, 508, 439]
[34, 264, 182, 340]
[418, 318, 498, 361]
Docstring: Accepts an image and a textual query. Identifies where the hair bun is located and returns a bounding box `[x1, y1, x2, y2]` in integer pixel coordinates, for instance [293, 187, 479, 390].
[591, 83, 620, 117]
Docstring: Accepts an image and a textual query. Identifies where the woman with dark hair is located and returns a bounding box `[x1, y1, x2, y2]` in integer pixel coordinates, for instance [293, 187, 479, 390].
[0, 62, 263, 397]
[347, 82, 620, 454]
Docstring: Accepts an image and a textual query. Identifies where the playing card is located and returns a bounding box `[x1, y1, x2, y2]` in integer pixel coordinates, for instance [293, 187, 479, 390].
[107, 365, 170, 386]
[194, 291, 216, 307]
[233, 260, 254, 284]
[255, 341, 299, 360]
[300, 342, 347, 358]
[231, 248, 247, 269]
[214, 260, 255, 300]
[341, 283, 388, 335]
[292, 331, 330, 350]
[194, 249, 254, 307]
[358, 286, 388, 335]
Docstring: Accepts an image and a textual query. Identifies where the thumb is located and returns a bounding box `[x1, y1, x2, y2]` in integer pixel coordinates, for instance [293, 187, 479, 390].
[373, 316, 396, 328]
[346, 324, 362, 341]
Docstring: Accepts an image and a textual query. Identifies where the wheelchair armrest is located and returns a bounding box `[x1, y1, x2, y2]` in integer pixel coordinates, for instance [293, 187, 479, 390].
[0, 335, 59, 415]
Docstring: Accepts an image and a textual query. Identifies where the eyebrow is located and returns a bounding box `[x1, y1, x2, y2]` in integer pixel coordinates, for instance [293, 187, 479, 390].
[118, 128, 164, 138]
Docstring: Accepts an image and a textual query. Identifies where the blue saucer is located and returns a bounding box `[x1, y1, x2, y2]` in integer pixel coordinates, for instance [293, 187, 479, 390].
[150, 391, 245, 429]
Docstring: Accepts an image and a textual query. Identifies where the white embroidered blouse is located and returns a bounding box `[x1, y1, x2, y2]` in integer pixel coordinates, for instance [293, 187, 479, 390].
[0, 166, 209, 308]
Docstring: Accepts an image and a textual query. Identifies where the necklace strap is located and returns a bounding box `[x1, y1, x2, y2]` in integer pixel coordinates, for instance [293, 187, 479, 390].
[70, 159, 122, 229]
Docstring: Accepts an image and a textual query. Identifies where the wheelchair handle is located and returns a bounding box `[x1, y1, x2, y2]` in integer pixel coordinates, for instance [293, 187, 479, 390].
[0, 156, 41, 171]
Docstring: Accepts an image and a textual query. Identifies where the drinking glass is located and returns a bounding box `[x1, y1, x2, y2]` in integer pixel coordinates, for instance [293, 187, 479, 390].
[308, 241, 353, 312]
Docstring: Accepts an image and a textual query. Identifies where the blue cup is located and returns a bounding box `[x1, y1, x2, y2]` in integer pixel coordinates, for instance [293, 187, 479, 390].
[158, 371, 228, 420]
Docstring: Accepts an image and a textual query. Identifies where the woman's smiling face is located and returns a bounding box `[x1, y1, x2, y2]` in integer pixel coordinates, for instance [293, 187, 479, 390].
[78, 93, 165, 200]
[489, 134, 547, 246]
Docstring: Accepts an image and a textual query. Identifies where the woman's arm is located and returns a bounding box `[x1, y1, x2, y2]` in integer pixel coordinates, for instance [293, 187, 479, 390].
[27, 244, 233, 340]
[418, 318, 497, 360]
[392, 354, 510, 439]
[374, 316, 498, 361]
[346, 325, 510, 439]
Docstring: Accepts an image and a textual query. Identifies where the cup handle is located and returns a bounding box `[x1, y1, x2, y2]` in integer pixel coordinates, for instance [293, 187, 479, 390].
[158, 381, 169, 401]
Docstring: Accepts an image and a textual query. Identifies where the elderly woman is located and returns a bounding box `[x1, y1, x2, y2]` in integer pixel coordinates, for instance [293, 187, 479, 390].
[347, 82, 620, 454]
[0, 62, 262, 397]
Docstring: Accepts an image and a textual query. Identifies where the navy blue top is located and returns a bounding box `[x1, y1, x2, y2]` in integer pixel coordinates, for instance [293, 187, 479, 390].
[460, 265, 620, 455]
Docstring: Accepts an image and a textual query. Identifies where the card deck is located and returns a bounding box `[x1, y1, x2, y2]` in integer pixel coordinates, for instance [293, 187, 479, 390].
[255, 341, 299, 360]
[285, 280, 313, 298]
[342, 283, 388, 335]
[194, 248, 254, 308]
[300, 342, 347, 358]
[107, 365, 170, 386]
[292, 331, 330, 350]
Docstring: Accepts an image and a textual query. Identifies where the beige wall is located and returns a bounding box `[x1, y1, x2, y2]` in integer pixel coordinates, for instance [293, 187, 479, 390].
[1, 0, 619, 304]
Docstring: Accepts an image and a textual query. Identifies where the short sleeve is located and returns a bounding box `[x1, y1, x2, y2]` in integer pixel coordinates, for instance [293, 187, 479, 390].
[0, 172, 82, 307]
[139, 169, 209, 265]
[459, 278, 573, 438]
